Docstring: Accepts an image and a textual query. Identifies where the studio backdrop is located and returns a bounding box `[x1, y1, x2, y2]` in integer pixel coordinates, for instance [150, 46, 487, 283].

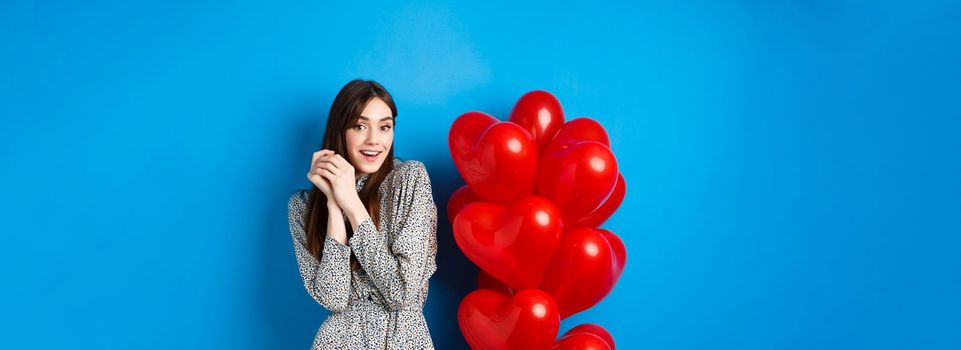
[1, 1, 959, 349]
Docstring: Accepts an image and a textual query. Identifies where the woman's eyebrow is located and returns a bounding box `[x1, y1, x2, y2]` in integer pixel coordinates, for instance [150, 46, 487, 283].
[358, 115, 394, 122]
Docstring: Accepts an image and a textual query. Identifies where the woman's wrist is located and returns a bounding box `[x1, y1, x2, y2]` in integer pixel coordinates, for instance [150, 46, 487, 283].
[343, 197, 370, 227]
[325, 200, 348, 245]
[327, 200, 342, 215]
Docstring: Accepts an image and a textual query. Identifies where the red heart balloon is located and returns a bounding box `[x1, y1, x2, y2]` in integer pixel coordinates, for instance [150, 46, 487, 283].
[448, 185, 482, 224]
[600, 229, 626, 274]
[454, 197, 564, 290]
[543, 117, 611, 156]
[509, 90, 565, 152]
[570, 172, 626, 229]
[450, 111, 498, 156]
[553, 333, 611, 350]
[537, 141, 618, 224]
[450, 112, 539, 204]
[559, 324, 616, 350]
[477, 269, 515, 295]
[540, 228, 626, 318]
[459, 289, 561, 350]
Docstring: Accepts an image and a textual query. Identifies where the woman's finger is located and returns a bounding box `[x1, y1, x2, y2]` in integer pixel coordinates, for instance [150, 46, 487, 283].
[315, 161, 340, 176]
[315, 155, 341, 170]
[311, 150, 334, 171]
[331, 154, 352, 169]
[312, 150, 330, 163]
[315, 159, 337, 170]
[307, 173, 330, 193]
[319, 168, 336, 181]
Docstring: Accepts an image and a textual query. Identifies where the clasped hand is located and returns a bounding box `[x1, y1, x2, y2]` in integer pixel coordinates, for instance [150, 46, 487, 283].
[306, 149, 363, 215]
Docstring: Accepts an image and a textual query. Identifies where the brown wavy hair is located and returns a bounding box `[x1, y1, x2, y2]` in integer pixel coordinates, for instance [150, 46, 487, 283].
[304, 79, 397, 269]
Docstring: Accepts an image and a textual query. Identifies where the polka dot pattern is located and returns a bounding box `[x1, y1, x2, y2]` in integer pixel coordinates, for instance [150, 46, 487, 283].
[288, 159, 438, 349]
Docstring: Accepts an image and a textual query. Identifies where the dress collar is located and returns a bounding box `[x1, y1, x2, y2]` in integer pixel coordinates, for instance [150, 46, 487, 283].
[354, 158, 402, 192]
[355, 174, 370, 192]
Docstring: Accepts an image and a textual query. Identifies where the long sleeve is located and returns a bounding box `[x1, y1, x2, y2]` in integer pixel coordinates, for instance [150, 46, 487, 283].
[288, 191, 352, 312]
[348, 161, 438, 311]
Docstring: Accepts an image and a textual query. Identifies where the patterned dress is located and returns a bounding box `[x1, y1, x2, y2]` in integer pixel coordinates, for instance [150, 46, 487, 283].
[287, 158, 438, 349]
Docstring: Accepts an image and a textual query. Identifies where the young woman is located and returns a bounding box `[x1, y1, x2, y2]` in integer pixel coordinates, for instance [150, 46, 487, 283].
[287, 79, 437, 349]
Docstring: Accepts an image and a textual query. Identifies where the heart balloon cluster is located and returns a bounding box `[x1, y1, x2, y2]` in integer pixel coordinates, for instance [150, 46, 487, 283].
[449, 90, 627, 350]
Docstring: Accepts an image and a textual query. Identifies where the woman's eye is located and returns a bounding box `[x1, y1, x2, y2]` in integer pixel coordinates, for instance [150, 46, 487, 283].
[380, 125, 392, 131]
[353, 124, 366, 130]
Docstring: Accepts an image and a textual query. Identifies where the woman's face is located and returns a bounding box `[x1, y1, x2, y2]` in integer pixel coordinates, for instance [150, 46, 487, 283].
[346, 97, 394, 178]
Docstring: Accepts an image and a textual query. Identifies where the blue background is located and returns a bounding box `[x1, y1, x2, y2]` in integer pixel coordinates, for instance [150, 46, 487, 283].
[2, 1, 959, 349]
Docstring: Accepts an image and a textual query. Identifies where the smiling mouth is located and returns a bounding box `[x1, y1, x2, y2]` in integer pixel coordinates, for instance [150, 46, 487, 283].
[360, 150, 382, 159]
